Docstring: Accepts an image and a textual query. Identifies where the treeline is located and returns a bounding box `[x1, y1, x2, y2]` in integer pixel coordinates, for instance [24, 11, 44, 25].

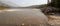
[40, 0, 60, 12]
[50, 0, 60, 12]
[48, 0, 60, 8]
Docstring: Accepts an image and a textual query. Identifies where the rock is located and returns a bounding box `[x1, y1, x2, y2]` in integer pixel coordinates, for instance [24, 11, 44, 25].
[48, 15, 60, 26]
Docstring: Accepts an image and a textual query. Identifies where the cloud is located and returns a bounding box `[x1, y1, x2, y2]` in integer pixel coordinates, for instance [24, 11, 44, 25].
[0, 0, 47, 7]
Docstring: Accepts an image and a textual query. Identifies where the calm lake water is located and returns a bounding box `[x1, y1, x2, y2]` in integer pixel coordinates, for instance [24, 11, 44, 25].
[0, 8, 48, 26]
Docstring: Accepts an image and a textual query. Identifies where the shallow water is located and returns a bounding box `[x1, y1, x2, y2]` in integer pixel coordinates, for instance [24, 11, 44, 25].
[0, 8, 48, 26]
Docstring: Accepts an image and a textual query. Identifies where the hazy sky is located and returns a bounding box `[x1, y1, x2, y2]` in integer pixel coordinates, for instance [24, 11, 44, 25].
[0, 0, 47, 7]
